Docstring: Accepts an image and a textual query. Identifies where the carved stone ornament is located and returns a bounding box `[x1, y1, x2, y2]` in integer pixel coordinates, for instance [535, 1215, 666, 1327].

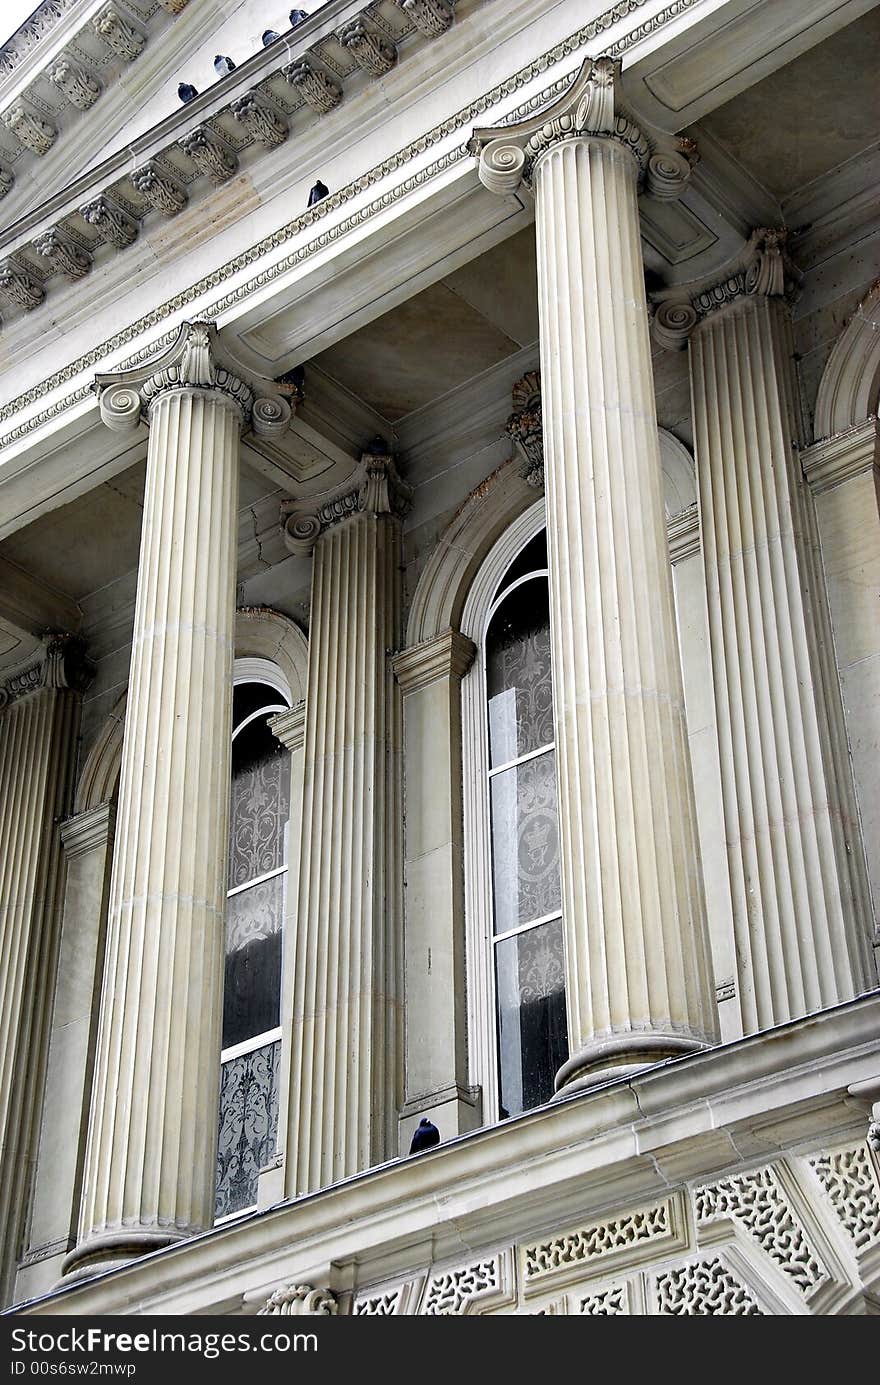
[396, 0, 454, 39]
[81, 195, 138, 248]
[0, 260, 44, 310]
[869, 1121, 880, 1155]
[48, 55, 101, 110]
[645, 136, 699, 200]
[230, 93, 288, 147]
[0, 166, 13, 199]
[338, 19, 397, 76]
[131, 161, 187, 215]
[469, 56, 649, 194]
[158, 0, 190, 13]
[282, 448, 412, 556]
[252, 394, 293, 438]
[95, 320, 255, 433]
[283, 58, 342, 113]
[651, 227, 803, 349]
[0, 634, 94, 712]
[179, 126, 238, 185]
[506, 370, 544, 488]
[34, 228, 92, 281]
[257, 1285, 337, 1316]
[2, 101, 56, 155]
[91, 4, 145, 61]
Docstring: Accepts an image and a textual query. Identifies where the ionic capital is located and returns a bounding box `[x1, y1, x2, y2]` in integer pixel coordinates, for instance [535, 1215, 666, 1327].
[652, 227, 803, 349]
[0, 633, 94, 713]
[93, 321, 290, 434]
[281, 445, 412, 556]
[469, 56, 652, 194]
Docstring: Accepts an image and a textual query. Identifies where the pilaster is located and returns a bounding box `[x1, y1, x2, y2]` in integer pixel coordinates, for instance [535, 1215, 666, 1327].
[15, 802, 116, 1303]
[471, 58, 719, 1090]
[281, 449, 409, 1194]
[0, 637, 90, 1303]
[392, 629, 481, 1147]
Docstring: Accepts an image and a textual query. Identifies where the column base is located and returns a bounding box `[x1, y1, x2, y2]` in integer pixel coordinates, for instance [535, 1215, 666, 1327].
[555, 1032, 710, 1095]
[61, 1228, 188, 1280]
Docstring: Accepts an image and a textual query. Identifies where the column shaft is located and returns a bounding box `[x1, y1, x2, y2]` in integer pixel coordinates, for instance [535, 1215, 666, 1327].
[0, 677, 80, 1302]
[534, 136, 718, 1087]
[72, 388, 241, 1271]
[690, 295, 875, 1027]
[285, 511, 402, 1195]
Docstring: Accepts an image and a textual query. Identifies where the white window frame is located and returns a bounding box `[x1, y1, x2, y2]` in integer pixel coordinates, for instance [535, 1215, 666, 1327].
[460, 497, 554, 1124]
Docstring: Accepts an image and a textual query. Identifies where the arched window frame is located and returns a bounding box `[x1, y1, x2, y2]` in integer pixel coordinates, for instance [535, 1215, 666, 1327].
[460, 496, 557, 1123]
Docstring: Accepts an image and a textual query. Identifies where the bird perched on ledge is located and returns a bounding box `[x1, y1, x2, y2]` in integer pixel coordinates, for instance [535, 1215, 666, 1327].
[409, 1118, 440, 1154]
[289, 9, 309, 26]
[214, 54, 236, 77]
[307, 179, 329, 206]
[262, 30, 280, 45]
[177, 82, 199, 103]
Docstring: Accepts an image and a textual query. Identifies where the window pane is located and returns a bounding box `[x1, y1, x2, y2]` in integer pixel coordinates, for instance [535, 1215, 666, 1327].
[215, 1039, 280, 1218]
[494, 530, 547, 597]
[495, 918, 568, 1118]
[229, 716, 290, 888]
[487, 576, 553, 766]
[233, 682, 280, 730]
[490, 750, 561, 934]
[223, 874, 283, 1049]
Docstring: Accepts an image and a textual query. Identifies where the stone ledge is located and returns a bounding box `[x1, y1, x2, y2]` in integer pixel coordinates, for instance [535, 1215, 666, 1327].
[11, 989, 880, 1316]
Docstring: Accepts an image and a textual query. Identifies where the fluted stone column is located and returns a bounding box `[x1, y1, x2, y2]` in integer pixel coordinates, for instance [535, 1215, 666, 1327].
[471, 58, 718, 1089]
[281, 449, 409, 1193]
[669, 250, 876, 1028]
[0, 637, 89, 1303]
[66, 323, 256, 1276]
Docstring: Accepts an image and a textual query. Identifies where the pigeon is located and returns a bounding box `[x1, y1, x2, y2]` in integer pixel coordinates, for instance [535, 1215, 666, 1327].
[177, 82, 199, 103]
[214, 55, 236, 77]
[409, 1118, 440, 1155]
[262, 30, 280, 45]
[307, 179, 329, 207]
[289, 9, 309, 26]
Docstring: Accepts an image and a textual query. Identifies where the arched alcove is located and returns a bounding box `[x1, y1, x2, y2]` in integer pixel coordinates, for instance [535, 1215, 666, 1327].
[814, 280, 880, 440]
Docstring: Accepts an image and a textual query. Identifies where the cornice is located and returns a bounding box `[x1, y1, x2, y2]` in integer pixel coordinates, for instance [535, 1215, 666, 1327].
[269, 700, 307, 753]
[59, 799, 116, 858]
[667, 500, 700, 564]
[0, 1, 190, 196]
[392, 627, 477, 694]
[801, 417, 879, 495]
[0, 0, 709, 448]
[0, 0, 458, 326]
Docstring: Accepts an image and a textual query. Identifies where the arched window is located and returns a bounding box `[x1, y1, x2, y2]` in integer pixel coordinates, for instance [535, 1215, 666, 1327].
[463, 505, 568, 1122]
[215, 667, 291, 1219]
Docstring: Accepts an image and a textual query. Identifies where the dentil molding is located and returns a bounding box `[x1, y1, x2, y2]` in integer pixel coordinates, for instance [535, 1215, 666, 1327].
[0, 0, 713, 443]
